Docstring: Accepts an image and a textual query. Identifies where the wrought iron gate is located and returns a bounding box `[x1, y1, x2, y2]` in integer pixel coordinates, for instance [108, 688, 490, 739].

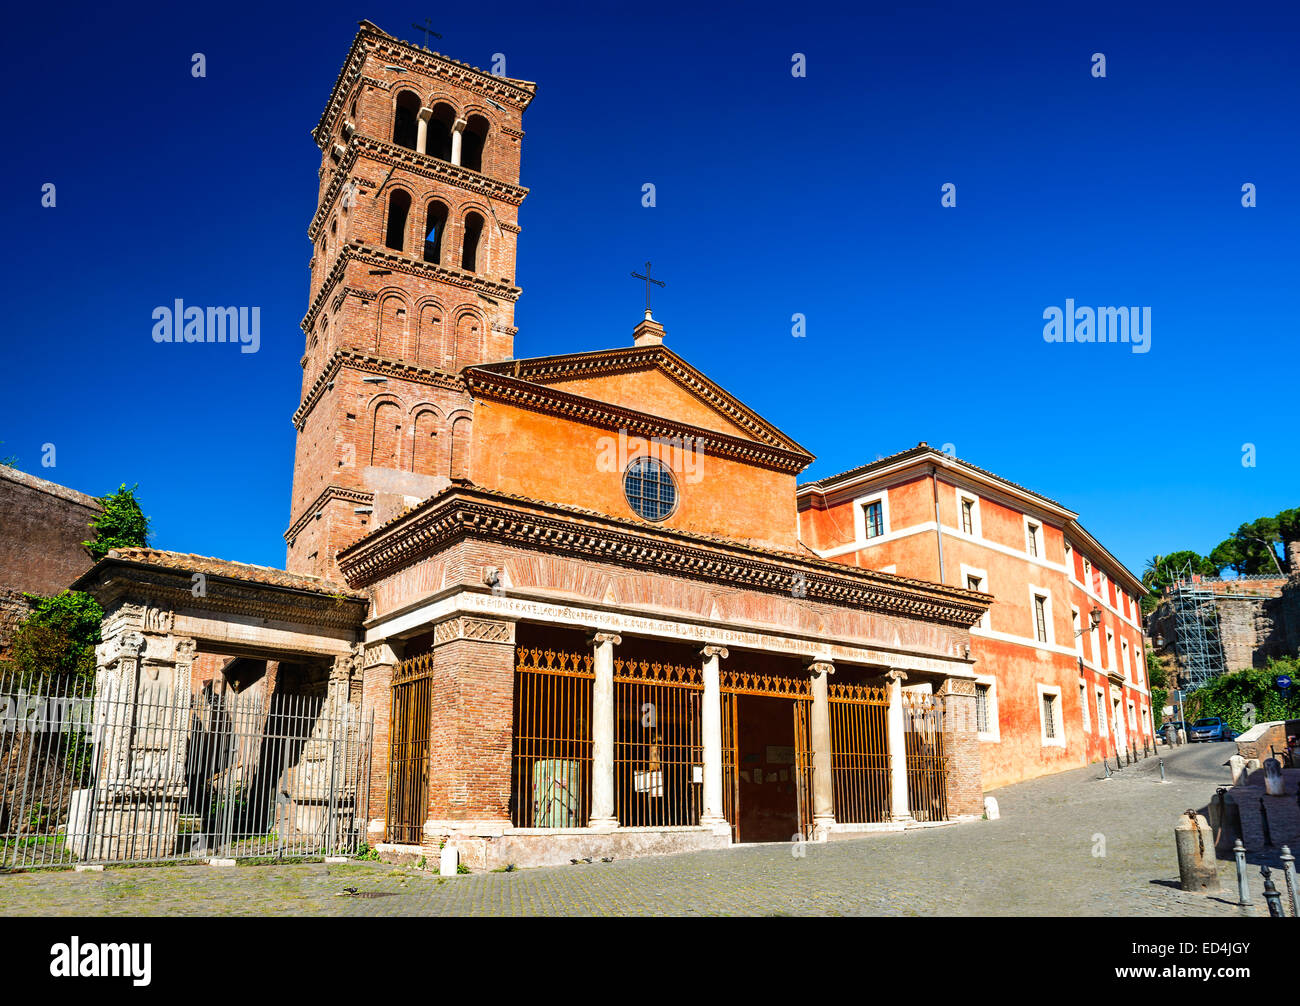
[387, 654, 432, 844]
[828, 681, 891, 823]
[903, 692, 949, 822]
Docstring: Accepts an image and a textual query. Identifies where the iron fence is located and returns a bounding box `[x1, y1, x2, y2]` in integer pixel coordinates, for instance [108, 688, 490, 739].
[0, 675, 372, 869]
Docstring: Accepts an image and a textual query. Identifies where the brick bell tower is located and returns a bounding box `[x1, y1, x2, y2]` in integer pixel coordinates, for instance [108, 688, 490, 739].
[286, 21, 536, 581]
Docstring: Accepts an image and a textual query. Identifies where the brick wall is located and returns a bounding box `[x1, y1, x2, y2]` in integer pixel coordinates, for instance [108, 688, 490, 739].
[0, 467, 101, 652]
[938, 678, 984, 816]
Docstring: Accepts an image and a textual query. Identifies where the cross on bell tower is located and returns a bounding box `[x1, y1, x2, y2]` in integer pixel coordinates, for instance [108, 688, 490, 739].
[630, 261, 668, 348]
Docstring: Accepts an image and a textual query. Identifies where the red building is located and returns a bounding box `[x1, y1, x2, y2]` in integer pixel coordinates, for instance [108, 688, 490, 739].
[797, 444, 1151, 789]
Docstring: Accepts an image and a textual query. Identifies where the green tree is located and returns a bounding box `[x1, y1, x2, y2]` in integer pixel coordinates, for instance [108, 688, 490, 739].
[1144, 550, 1216, 592]
[82, 483, 151, 562]
[1, 591, 104, 685]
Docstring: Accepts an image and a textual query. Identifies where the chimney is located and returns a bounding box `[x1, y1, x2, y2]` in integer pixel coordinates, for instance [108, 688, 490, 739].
[632, 310, 666, 347]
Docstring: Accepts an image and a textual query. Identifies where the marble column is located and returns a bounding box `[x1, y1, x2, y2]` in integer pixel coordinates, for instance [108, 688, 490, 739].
[809, 660, 836, 838]
[361, 640, 401, 831]
[450, 117, 467, 165]
[588, 632, 621, 830]
[700, 645, 728, 831]
[416, 106, 432, 154]
[884, 668, 914, 824]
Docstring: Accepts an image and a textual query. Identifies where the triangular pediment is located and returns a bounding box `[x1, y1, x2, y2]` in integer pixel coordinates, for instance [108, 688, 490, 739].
[473, 346, 811, 455]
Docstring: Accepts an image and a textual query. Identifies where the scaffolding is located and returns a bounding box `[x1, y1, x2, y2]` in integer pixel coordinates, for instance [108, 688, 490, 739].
[1167, 561, 1227, 691]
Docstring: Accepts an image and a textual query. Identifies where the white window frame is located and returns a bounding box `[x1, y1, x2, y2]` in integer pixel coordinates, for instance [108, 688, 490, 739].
[1028, 584, 1055, 647]
[955, 487, 982, 539]
[1079, 679, 1091, 732]
[852, 490, 890, 544]
[974, 675, 999, 742]
[878, 564, 897, 574]
[1127, 699, 1137, 731]
[1070, 605, 1083, 656]
[1037, 684, 1064, 747]
[1120, 639, 1132, 681]
[961, 564, 990, 629]
[1095, 687, 1108, 736]
[1023, 515, 1042, 558]
[1106, 628, 1118, 675]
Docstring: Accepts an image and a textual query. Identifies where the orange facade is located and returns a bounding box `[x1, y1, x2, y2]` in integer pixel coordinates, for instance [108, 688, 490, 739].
[797, 446, 1152, 790]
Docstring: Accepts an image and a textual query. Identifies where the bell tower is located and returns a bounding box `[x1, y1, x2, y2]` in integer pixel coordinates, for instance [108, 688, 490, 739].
[286, 21, 536, 580]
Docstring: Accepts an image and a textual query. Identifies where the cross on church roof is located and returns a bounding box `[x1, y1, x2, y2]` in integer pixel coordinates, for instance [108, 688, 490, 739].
[630, 261, 665, 318]
[411, 18, 442, 49]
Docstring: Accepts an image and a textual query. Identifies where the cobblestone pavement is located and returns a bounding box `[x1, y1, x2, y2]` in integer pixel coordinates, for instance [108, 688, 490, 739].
[0, 743, 1281, 916]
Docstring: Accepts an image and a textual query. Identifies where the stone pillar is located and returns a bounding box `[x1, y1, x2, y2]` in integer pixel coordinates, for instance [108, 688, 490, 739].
[450, 117, 467, 165]
[589, 632, 621, 830]
[87, 626, 195, 861]
[362, 640, 401, 831]
[808, 660, 836, 838]
[700, 645, 728, 832]
[884, 669, 913, 824]
[936, 677, 983, 817]
[416, 106, 432, 154]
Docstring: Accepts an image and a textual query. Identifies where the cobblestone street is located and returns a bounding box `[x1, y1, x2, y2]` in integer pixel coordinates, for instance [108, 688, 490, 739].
[0, 743, 1276, 916]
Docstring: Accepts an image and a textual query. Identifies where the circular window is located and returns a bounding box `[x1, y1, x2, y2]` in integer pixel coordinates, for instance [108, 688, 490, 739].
[624, 456, 677, 521]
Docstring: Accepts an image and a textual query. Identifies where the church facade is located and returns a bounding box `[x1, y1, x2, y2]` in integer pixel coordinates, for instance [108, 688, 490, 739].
[69, 21, 1132, 869]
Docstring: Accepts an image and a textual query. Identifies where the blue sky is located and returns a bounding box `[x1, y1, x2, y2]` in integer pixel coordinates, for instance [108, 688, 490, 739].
[4, 1, 1297, 577]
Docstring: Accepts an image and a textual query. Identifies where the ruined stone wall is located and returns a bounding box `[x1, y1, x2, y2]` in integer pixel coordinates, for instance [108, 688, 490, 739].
[0, 467, 101, 653]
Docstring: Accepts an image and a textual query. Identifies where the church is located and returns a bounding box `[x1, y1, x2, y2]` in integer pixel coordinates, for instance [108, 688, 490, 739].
[71, 21, 1145, 870]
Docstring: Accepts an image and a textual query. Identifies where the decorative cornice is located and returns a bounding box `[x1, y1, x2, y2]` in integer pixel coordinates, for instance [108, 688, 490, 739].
[477, 346, 811, 457]
[336, 486, 990, 628]
[293, 349, 466, 431]
[307, 137, 529, 242]
[463, 366, 811, 474]
[301, 241, 520, 335]
[313, 22, 536, 150]
[285, 484, 377, 543]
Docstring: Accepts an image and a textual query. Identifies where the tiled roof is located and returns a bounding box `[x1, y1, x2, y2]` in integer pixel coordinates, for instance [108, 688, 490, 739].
[102, 549, 368, 600]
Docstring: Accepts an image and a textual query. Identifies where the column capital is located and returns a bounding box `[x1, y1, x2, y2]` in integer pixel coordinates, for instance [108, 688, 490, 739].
[701, 645, 729, 660]
[883, 668, 909, 685]
[452, 116, 468, 133]
[417, 105, 433, 122]
[589, 632, 622, 647]
[808, 659, 834, 678]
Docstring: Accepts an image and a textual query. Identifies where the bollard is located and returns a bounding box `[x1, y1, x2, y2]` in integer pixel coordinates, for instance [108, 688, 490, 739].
[1103, 759, 1111, 779]
[1233, 839, 1250, 905]
[1260, 798, 1274, 847]
[439, 844, 459, 877]
[1175, 810, 1220, 893]
[1264, 758, 1286, 797]
[1160, 759, 1166, 782]
[1281, 846, 1299, 918]
[1261, 866, 1284, 917]
[1229, 754, 1247, 786]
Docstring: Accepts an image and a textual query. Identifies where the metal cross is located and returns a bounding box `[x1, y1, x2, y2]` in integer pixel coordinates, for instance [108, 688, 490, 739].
[630, 261, 665, 314]
[412, 19, 442, 49]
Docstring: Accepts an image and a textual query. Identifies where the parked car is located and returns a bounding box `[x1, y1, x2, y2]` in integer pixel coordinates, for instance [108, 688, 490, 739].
[1188, 717, 1238, 743]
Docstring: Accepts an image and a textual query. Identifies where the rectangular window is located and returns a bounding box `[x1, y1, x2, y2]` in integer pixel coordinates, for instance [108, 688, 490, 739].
[1096, 689, 1108, 735]
[975, 684, 991, 734]
[1034, 594, 1049, 643]
[863, 500, 884, 539]
[1042, 692, 1058, 740]
[1071, 607, 1082, 654]
[961, 498, 974, 534]
[967, 574, 982, 593]
[1026, 522, 1040, 557]
[1080, 682, 1091, 731]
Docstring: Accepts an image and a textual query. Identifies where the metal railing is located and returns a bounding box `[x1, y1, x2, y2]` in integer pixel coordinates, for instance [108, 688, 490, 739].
[903, 693, 949, 822]
[0, 674, 372, 869]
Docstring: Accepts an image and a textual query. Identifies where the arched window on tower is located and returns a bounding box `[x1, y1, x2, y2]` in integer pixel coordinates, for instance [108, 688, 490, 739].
[427, 103, 455, 161]
[461, 115, 489, 173]
[385, 190, 411, 251]
[423, 201, 448, 265]
[392, 91, 421, 150]
[461, 212, 485, 272]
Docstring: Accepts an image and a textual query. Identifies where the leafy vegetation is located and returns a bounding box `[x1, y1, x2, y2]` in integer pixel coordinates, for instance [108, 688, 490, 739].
[82, 484, 151, 562]
[1182, 657, 1300, 734]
